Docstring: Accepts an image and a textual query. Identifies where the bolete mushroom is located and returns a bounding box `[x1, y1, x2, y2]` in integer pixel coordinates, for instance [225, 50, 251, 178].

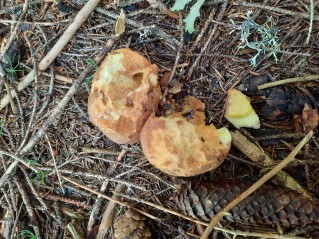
[140, 97, 231, 177]
[224, 89, 260, 129]
[88, 48, 162, 144]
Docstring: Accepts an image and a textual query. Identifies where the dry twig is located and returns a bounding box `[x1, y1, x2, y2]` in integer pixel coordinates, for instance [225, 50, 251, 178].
[0, 38, 118, 189]
[257, 74, 319, 90]
[234, 1, 319, 21]
[306, 0, 314, 44]
[231, 130, 313, 199]
[0, 0, 102, 110]
[96, 184, 126, 239]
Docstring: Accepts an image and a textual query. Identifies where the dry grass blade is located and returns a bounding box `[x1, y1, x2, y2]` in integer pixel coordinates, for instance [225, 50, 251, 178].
[200, 131, 314, 239]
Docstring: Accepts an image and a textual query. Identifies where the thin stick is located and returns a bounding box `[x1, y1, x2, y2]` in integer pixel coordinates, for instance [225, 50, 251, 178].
[0, 19, 71, 26]
[0, 0, 29, 62]
[234, 1, 319, 21]
[3, 79, 16, 114]
[162, 12, 183, 101]
[186, 0, 227, 80]
[257, 74, 319, 90]
[96, 184, 125, 239]
[0, 150, 40, 174]
[81, 147, 141, 158]
[17, 32, 39, 152]
[14, 178, 42, 239]
[200, 131, 313, 239]
[306, 0, 314, 44]
[44, 133, 64, 194]
[0, 0, 101, 110]
[62, 176, 158, 221]
[231, 130, 313, 199]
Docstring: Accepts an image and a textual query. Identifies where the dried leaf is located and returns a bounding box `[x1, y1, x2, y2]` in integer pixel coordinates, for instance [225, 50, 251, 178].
[302, 104, 319, 131]
[294, 104, 319, 132]
[115, 9, 126, 37]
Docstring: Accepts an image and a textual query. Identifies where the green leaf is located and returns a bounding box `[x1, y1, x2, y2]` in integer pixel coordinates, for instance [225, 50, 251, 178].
[0, 120, 4, 136]
[32, 171, 46, 184]
[19, 230, 36, 239]
[171, 0, 191, 11]
[184, 0, 205, 33]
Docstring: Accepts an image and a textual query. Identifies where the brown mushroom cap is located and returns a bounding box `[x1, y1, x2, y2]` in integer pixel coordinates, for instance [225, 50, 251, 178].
[88, 48, 162, 144]
[140, 97, 231, 177]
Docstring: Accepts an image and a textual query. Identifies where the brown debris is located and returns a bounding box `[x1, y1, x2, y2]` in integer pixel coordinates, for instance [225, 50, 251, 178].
[294, 104, 319, 132]
[113, 210, 152, 239]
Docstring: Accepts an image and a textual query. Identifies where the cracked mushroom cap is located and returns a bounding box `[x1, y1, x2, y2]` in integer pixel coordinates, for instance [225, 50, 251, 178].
[88, 48, 162, 144]
[140, 97, 231, 177]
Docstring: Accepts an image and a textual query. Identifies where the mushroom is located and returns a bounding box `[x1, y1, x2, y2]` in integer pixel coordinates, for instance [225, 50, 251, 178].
[88, 48, 162, 144]
[140, 97, 231, 177]
[224, 89, 260, 129]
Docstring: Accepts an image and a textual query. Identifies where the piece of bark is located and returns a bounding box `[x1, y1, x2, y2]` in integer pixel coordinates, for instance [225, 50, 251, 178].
[96, 184, 125, 239]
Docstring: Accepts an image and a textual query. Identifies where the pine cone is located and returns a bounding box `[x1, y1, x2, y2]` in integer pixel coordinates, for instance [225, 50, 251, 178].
[175, 180, 319, 228]
[113, 209, 151, 239]
[239, 75, 319, 122]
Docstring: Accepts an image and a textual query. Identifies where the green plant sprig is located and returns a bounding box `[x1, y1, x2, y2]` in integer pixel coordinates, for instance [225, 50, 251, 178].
[84, 58, 98, 92]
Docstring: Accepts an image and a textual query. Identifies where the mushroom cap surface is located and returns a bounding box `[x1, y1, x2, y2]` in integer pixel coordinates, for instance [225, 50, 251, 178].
[140, 97, 231, 177]
[88, 48, 162, 144]
[225, 89, 260, 129]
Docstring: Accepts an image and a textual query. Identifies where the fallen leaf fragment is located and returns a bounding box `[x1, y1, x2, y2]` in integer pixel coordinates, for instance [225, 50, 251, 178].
[115, 9, 126, 37]
[294, 104, 319, 132]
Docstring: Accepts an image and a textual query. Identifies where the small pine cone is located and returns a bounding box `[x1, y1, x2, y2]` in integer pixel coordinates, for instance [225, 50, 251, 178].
[175, 180, 319, 228]
[113, 209, 152, 239]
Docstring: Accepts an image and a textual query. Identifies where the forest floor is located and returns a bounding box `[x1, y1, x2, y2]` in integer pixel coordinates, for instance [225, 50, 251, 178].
[0, 0, 319, 239]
